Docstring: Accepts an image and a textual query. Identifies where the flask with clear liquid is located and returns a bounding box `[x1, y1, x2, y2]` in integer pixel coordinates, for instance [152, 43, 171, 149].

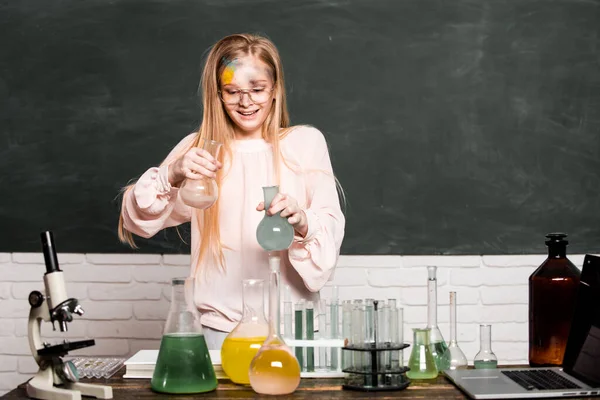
[221, 279, 269, 384]
[529, 233, 581, 367]
[474, 324, 498, 369]
[426, 266, 448, 371]
[441, 291, 468, 370]
[256, 185, 294, 251]
[179, 139, 223, 209]
[406, 328, 438, 379]
[248, 253, 301, 395]
[151, 277, 217, 394]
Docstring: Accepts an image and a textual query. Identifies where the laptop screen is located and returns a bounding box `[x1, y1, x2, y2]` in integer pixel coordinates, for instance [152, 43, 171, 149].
[562, 254, 600, 386]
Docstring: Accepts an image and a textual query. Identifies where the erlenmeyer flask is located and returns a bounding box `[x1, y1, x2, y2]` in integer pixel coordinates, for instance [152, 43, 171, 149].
[256, 186, 294, 251]
[221, 279, 269, 384]
[151, 277, 217, 394]
[248, 253, 301, 395]
[474, 324, 498, 369]
[180, 139, 222, 209]
[406, 328, 438, 379]
[426, 266, 448, 371]
[441, 291, 468, 370]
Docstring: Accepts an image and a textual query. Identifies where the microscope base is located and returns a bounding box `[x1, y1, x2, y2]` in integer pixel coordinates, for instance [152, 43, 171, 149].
[26, 367, 113, 400]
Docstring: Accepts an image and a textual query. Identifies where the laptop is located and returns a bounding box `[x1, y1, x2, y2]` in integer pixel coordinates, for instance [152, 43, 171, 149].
[444, 253, 600, 399]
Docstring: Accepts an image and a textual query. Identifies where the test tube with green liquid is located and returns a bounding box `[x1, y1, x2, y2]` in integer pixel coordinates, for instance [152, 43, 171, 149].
[294, 300, 305, 371]
[330, 286, 339, 371]
[306, 301, 315, 372]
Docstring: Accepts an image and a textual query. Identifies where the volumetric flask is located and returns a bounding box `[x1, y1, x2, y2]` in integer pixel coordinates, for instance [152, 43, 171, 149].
[151, 277, 217, 394]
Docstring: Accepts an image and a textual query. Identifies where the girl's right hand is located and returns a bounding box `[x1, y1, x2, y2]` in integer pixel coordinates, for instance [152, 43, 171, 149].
[169, 148, 222, 185]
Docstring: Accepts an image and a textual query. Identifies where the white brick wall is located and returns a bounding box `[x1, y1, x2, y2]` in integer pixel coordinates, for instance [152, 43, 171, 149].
[0, 252, 588, 395]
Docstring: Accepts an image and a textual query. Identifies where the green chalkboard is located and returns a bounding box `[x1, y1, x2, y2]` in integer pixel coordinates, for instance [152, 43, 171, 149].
[1, 0, 599, 254]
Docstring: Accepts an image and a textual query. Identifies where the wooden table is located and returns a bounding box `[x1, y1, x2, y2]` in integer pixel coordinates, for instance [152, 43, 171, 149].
[2, 368, 597, 399]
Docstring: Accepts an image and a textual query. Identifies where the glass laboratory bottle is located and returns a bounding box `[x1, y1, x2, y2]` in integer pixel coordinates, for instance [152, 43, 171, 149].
[474, 324, 498, 369]
[221, 279, 269, 384]
[249, 253, 301, 395]
[406, 328, 438, 380]
[256, 186, 294, 251]
[151, 277, 217, 394]
[426, 266, 448, 371]
[529, 233, 580, 367]
[441, 291, 468, 370]
[179, 139, 223, 209]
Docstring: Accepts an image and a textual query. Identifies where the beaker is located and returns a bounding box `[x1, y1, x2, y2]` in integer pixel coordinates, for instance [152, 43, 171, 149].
[256, 186, 294, 251]
[426, 266, 448, 370]
[248, 253, 301, 395]
[406, 328, 438, 380]
[221, 279, 269, 384]
[151, 277, 217, 394]
[179, 139, 222, 209]
[474, 324, 498, 369]
[441, 291, 468, 370]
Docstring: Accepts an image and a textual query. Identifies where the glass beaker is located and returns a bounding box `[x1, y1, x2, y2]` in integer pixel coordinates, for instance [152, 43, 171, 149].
[441, 291, 468, 370]
[426, 266, 448, 371]
[406, 328, 438, 380]
[474, 324, 498, 369]
[151, 277, 217, 394]
[248, 253, 301, 395]
[179, 139, 222, 209]
[221, 279, 269, 384]
[256, 186, 294, 251]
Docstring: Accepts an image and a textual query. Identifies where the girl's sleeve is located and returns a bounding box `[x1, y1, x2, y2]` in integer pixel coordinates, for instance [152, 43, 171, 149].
[288, 128, 346, 292]
[120, 133, 195, 239]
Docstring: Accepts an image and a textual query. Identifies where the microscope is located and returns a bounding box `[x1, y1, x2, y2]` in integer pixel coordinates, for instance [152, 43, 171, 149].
[26, 231, 112, 400]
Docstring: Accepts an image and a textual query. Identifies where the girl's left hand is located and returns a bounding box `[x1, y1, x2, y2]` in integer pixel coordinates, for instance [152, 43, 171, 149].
[256, 193, 308, 238]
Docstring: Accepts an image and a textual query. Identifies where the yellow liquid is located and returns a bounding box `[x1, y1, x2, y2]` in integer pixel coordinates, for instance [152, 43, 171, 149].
[249, 344, 301, 395]
[221, 336, 266, 384]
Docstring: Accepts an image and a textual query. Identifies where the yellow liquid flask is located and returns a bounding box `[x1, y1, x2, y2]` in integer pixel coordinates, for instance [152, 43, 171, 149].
[221, 279, 269, 384]
[249, 254, 301, 395]
[151, 277, 217, 394]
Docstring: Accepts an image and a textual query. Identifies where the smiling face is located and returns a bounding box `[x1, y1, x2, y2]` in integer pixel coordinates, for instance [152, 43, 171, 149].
[219, 55, 275, 139]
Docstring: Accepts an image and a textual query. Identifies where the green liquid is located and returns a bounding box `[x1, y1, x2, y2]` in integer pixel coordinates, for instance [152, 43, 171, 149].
[474, 360, 498, 369]
[306, 308, 314, 372]
[406, 346, 438, 380]
[429, 341, 449, 371]
[151, 333, 217, 394]
[294, 310, 304, 369]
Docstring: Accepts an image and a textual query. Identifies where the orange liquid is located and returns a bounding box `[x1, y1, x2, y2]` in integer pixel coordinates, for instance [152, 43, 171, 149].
[221, 336, 266, 384]
[249, 344, 301, 395]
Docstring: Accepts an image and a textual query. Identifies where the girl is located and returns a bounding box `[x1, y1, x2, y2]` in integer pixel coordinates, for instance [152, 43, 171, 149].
[118, 33, 345, 349]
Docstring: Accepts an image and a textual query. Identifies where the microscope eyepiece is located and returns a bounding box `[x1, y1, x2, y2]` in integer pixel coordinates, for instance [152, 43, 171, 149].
[41, 231, 61, 273]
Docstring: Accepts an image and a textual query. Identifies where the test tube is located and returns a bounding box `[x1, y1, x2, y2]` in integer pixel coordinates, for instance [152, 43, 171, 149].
[294, 299, 305, 371]
[318, 299, 327, 371]
[330, 286, 339, 371]
[283, 285, 292, 339]
[378, 303, 391, 385]
[341, 300, 352, 370]
[351, 300, 363, 373]
[306, 301, 315, 372]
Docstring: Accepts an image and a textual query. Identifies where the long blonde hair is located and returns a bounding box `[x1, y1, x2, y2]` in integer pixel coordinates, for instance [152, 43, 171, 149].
[118, 33, 291, 273]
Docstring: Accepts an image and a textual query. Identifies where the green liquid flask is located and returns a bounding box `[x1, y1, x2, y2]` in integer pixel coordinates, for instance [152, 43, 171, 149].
[426, 266, 449, 371]
[256, 186, 294, 251]
[151, 277, 217, 394]
[406, 328, 438, 380]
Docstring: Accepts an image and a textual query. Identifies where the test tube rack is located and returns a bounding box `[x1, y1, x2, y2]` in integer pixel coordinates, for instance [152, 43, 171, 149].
[286, 339, 346, 378]
[341, 343, 410, 392]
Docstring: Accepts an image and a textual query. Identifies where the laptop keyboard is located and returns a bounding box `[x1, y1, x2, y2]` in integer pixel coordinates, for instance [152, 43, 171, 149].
[502, 370, 582, 391]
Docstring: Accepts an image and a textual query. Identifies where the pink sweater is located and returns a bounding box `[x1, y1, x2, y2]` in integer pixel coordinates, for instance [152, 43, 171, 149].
[121, 125, 345, 332]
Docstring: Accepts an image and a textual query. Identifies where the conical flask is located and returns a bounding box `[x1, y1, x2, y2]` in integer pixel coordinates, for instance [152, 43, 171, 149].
[248, 253, 301, 395]
[221, 279, 269, 384]
[406, 328, 438, 379]
[151, 277, 217, 394]
[179, 139, 222, 209]
[425, 266, 448, 371]
[256, 186, 294, 251]
[441, 291, 468, 370]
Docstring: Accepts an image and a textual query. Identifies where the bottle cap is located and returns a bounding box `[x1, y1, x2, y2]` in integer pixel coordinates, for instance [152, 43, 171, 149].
[545, 232, 568, 246]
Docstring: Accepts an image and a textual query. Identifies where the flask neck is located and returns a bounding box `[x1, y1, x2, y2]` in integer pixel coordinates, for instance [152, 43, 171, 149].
[449, 291, 457, 343]
[241, 279, 266, 324]
[547, 244, 567, 259]
[479, 325, 493, 352]
[426, 268, 438, 328]
[267, 254, 282, 338]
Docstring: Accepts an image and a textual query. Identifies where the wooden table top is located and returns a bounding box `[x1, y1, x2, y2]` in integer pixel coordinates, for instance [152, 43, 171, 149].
[2, 368, 598, 399]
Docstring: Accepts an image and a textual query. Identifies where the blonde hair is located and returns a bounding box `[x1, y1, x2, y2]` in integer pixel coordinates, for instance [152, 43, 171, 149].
[118, 33, 293, 274]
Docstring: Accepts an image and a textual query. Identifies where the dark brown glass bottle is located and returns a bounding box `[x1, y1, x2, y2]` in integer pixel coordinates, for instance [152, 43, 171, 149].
[529, 233, 581, 367]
